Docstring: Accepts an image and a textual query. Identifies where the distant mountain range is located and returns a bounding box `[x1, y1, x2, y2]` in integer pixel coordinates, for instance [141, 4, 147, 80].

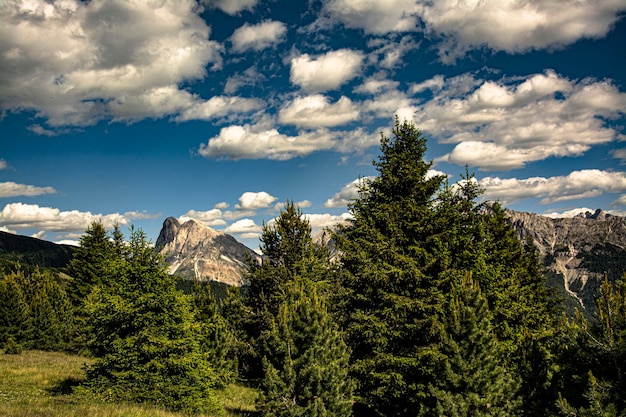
[2, 209, 624, 317]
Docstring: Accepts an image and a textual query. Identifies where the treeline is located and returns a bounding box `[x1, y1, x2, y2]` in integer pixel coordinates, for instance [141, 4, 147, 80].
[1, 119, 625, 416]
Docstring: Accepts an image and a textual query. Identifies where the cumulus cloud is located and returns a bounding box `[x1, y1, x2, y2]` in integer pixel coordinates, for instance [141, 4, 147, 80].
[0, 182, 57, 198]
[415, 0, 626, 62]
[479, 169, 626, 205]
[198, 124, 337, 160]
[231, 20, 287, 52]
[305, 213, 352, 230]
[290, 49, 364, 93]
[236, 191, 277, 210]
[176, 96, 263, 122]
[224, 218, 262, 235]
[319, 0, 419, 34]
[324, 177, 374, 208]
[201, 0, 257, 15]
[0, 0, 222, 126]
[413, 71, 626, 171]
[278, 95, 359, 128]
[179, 209, 227, 227]
[0, 202, 151, 232]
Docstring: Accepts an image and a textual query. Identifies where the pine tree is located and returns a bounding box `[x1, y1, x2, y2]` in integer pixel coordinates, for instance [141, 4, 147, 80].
[83, 227, 221, 414]
[257, 278, 354, 417]
[67, 221, 115, 306]
[240, 201, 334, 379]
[557, 275, 626, 416]
[0, 270, 33, 350]
[334, 118, 448, 416]
[427, 272, 521, 417]
[192, 279, 237, 387]
[29, 268, 73, 351]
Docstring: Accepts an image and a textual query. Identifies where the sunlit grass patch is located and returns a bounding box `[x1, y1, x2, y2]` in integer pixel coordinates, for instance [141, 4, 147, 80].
[0, 350, 258, 417]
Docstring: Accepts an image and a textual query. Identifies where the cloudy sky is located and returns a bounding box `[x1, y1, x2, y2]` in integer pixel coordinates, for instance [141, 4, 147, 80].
[1, 0, 625, 249]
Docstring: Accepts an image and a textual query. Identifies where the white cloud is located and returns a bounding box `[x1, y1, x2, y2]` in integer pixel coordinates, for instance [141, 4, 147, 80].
[236, 191, 277, 210]
[354, 78, 400, 95]
[224, 218, 262, 234]
[613, 195, 626, 208]
[304, 213, 352, 230]
[479, 170, 626, 205]
[274, 200, 312, 212]
[214, 202, 230, 210]
[0, 182, 57, 198]
[414, 71, 626, 171]
[176, 96, 263, 122]
[201, 0, 257, 15]
[415, 1, 626, 62]
[325, 177, 374, 208]
[320, 0, 419, 34]
[198, 124, 337, 160]
[611, 149, 626, 164]
[0, 202, 146, 232]
[224, 67, 264, 94]
[179, 209, 227, 227]
[0, 0, 222, 126]
[367, 35, 420, 69]
[231, 20, 287, 52]
[278, 95, 359, 128]
[290, 49, 364, 93]
[0, 160, 6, 170]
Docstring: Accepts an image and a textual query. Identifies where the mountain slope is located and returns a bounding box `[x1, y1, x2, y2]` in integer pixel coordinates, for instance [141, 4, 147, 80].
[155, 217, 259, 286]
[506, 209, 626, 314]
[0, 231, 75, 271]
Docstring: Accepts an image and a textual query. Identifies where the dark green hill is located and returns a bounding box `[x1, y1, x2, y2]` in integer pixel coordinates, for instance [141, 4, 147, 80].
[0, 231, 75, 273]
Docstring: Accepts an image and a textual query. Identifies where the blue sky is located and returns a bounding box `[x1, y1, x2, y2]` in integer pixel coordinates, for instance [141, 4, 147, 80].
[1, 0, 625, 250]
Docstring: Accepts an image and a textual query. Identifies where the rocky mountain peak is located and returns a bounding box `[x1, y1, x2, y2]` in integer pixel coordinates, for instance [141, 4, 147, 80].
[156, 217, 258, 286]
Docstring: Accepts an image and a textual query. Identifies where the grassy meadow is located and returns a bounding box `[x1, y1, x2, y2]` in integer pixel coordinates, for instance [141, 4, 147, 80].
[0, 350, 258, 417]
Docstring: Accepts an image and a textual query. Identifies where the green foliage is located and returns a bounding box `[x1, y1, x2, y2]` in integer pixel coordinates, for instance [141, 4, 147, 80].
[0, 267, 73, 352]
[257, 278, 354, 417]
[192, 279, 237, 387]
[83, 228, 222, 415]
[67, 222, 116, 306]
[0, 270, 32, 349]
[240, 201, 334, 379]
[427, 273, 522, 417]
[558, 276, 626, 416]
[334, 118, 561, 416]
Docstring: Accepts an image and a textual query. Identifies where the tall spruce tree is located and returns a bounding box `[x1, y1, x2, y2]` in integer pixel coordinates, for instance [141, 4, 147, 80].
[335, 118, 560, 416]
[257, 278, 354, 417]
[240, 201, 334, 378]
[83, 228, 221, 414]
[334, 118, 448, 416]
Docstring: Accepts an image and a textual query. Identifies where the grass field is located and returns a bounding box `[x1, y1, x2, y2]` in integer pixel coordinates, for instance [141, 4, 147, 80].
[0, 350, 258, 417]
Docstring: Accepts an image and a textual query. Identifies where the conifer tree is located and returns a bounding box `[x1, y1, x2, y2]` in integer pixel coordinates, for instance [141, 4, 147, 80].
[240, 201, 334, 378]
[557, 275, 626, 416]
[334, 118, 448, 416]
[0, 270, 33, 350]
[29, 269, 73, 351]
[257, 278, 354, 417]
[84, 228, 221, 414]
[67, 221, 115, 306]
[427, 272, 521, 417]
[192, 280, 237, 387]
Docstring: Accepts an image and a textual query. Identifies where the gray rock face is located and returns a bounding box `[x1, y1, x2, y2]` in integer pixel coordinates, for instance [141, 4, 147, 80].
[506, 209, 626, 312]
[156, 217, 259, 286]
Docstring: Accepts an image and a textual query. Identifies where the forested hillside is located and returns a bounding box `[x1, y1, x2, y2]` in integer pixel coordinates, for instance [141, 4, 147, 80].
[1, 120, 625, 416]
